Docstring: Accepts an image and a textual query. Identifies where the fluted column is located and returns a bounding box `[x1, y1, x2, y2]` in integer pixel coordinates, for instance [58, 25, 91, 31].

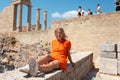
[26, 5, 31, 32]
[44, 11, 47, 30]
[18, 3, 22, 32]
[35, 8, 41, 31]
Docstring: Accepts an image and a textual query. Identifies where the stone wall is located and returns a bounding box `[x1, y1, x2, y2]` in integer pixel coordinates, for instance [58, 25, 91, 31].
[1, 4, 120, 68]
[99, 42, 120, 80]
[51, 12, 120, 65]
[8, 11, 120, 68]
[99, 42, 117, 74]
[0, 5, 14, 32]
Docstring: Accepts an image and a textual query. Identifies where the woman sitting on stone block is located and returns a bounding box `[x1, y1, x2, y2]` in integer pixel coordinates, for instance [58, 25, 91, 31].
[19, 27, 75, 77]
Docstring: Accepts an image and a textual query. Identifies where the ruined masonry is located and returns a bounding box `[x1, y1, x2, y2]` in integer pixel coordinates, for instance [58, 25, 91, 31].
[99, 42, 120, 80]
[0, 0, 47, 32]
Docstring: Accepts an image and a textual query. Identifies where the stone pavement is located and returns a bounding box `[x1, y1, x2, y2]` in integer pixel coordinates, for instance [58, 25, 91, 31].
[0, 69, 63, 80]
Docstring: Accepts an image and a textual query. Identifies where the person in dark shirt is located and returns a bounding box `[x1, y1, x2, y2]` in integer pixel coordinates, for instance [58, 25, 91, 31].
[116, 2, 120, 11]
[87, 9, 93, 15]
[114, 0, 120, 11]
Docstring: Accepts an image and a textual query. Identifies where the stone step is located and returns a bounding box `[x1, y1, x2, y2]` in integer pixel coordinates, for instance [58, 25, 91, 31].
[0, 51, 93, 80]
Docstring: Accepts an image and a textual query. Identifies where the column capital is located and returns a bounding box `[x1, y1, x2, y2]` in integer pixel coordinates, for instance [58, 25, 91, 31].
[36, 8, 41, 10]
[44, 10, 47, 13]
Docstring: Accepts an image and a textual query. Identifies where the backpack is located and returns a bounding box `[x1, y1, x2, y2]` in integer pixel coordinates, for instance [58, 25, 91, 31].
[90, 12, 93, 15]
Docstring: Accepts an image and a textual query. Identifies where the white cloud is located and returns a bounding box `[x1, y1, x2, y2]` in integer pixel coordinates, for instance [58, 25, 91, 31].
[62, 10, 77, 18]
[52, 10, 77, 19]
[51, 10, 88, 19]
[51, 12, 61, 18]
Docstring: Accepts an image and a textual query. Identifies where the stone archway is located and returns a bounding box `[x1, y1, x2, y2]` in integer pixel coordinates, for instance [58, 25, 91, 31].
[11, 0, 31, 32]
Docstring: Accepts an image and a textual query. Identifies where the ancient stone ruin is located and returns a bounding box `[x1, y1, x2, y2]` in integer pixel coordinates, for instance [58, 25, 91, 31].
[0, 33, 50, 73]
[0, 0, 47, 32]
[0, 0, 120, 80]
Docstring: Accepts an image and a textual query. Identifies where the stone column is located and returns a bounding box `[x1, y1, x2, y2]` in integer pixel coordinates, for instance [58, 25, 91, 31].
[18, 3, 22, 32]
[26, 5, 31, 32]
[44, 11, 47, 30]
[13, 4, 17, 31]
[35, 8, 41, 31]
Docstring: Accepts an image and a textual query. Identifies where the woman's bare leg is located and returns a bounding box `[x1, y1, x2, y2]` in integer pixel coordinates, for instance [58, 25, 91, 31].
[39, 60, 60, 72]
[36, 54, 52, 65]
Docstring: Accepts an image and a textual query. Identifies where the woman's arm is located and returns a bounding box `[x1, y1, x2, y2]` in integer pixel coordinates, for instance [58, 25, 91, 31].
[68, 52, 75, 67]
[66, 40, 75, 67]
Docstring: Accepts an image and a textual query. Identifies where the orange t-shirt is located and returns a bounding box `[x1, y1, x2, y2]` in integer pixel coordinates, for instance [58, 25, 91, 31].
[50, 39, 71, 71]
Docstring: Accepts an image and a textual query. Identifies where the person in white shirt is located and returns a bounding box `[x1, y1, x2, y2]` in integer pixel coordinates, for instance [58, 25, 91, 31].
[77, 6, 84, 16]
[96, 4, 102, 14]
[77, 6, 82, 17]
[81, 9, 84, 16]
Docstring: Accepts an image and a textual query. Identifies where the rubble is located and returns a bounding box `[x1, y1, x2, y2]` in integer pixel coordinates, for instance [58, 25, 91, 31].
[0, 34, 50, 73]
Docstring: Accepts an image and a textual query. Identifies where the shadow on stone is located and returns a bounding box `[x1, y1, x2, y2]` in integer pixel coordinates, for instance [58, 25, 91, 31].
[23, 73, 31, 78]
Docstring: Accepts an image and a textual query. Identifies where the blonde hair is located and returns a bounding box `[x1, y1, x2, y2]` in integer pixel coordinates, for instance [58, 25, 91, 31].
[54, 27, 67, 39]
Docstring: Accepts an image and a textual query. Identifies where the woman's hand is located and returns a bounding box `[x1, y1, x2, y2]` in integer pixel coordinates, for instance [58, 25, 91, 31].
[71, 62, 75, 67]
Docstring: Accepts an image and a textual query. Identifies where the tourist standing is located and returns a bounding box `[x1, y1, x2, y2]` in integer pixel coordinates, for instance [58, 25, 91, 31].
[96, 4, 102, 14]
[114, 0, 120, 11]
[77, 6, 84, 16]
[77, 6, 82, 17]
[81, 9, 84, 16]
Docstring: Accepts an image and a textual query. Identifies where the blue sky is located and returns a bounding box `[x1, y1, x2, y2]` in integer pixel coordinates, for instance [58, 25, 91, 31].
[0, 0, 115, 29]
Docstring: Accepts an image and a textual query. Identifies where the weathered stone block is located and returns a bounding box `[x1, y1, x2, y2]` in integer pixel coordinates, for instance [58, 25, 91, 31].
[99, 73, 120, 80]
[99, 57, 117, 75]
[117, 43, 120, 52]
[117, 52, 120, 60]
[99, 42, 116, 52]
[0, 52, 94, 80]
[117, 60, 120, 75]
[99, 52, 116, 59]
